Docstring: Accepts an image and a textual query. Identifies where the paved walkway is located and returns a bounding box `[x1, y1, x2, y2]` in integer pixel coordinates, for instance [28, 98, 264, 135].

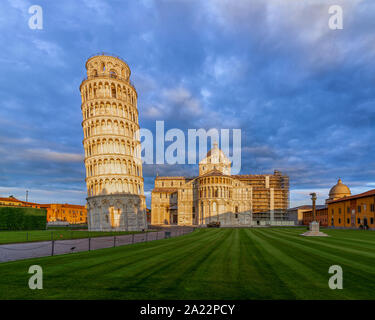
[0, 228, 192, 263]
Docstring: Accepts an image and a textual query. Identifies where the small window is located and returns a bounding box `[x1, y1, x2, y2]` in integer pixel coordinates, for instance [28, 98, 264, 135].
[358, 206, 361, 213]
[339, 208, 341, 214]
[338, 218, 341, 224]
[347, 218, 350, 224]
[235, 214, 238, 219]
[357, 218, 361, 224]
[371, 218, 374, 225]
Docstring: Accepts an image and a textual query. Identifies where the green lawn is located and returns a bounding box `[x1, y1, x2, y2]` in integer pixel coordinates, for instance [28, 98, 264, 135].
[0, 230, 145, 244]
[0, 227, 374, 299]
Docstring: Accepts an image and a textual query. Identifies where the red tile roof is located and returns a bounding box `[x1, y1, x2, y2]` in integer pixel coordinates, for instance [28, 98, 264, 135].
[303, 206, 328, 213]
[0, 196, 39, 206]
[287, 205, 312, 211]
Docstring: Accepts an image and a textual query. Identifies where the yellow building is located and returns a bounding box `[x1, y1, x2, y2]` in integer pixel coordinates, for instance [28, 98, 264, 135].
[327, 189, 375, 229]
[40, 204, 87, 224]
[151, 143, 289, 226]
[287, 205, 313, 225]
[303, 206, 328, 226]
[0, 196, 87, 225]
[301, 178, 374, 230]
[0, 196, 41, 208]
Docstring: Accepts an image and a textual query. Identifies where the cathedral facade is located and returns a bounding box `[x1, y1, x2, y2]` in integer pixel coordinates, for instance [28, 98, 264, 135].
[151, 143, 289, 226]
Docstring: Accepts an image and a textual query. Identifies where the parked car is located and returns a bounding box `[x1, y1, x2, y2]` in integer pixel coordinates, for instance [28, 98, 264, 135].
[207, 221, 221, 228]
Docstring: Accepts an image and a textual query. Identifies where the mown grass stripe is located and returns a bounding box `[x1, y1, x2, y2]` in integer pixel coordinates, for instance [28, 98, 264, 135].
[0, 228, 373, 300]
[246, 228, 345, 299]
[240, 228, 297, 299]
[268, 228, 375, 252]
[253, 228, 375, 299]
[261, 228, 375, 274]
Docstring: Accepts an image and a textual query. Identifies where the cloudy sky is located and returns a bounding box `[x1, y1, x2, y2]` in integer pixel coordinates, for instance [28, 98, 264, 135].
[0, 0, 374, 207]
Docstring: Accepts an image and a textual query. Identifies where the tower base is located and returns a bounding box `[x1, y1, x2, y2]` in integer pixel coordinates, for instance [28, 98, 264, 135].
[87, 194, 147, 232]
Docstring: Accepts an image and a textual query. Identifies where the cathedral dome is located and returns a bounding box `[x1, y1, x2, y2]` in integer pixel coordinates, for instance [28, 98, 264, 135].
[199, 142, 231, 176]
[205, 142, 230, 163]
[329, 178, 351, 200]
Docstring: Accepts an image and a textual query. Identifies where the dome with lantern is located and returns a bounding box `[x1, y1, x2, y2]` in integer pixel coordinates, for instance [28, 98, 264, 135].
[328, 178, 351, 201]
[199, 142, 231, 176]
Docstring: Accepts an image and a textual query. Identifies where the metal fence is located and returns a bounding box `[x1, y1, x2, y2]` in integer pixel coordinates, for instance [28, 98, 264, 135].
[0, 228, 194, 263]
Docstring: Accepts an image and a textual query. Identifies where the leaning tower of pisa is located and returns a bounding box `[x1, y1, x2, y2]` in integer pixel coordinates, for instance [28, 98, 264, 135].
[80, 54, 147, 231]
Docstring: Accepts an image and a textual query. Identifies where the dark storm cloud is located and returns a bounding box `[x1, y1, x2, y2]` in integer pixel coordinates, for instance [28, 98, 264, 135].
[0, 0, 374, 206]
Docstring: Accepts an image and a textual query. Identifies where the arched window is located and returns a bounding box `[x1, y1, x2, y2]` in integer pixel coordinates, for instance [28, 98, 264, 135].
[111, 85, 116, 98]
[109, 70, 117, 78]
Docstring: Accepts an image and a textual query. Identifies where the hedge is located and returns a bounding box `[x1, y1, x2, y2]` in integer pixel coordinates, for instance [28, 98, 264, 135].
[0, 207, 47, 230]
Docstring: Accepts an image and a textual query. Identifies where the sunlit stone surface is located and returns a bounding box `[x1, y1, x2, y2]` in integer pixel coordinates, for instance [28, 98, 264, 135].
[80, 54, 146, 231]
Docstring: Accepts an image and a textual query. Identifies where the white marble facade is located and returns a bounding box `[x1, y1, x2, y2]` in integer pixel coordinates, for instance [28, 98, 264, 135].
[81, 54, 147, 231]
[87, 194, 147, 231]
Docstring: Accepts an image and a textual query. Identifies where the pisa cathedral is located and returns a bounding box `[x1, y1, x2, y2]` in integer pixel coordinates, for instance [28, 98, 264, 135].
[80, 54, 147, 231]
[151, 142, 290, 227]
